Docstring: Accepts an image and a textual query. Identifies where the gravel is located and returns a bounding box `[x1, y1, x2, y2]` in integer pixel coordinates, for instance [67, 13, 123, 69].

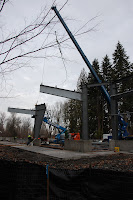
[0, 144, 133, 172]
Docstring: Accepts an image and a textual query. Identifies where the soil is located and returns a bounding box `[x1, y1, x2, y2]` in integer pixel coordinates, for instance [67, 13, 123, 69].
[0, 144, 133, 172]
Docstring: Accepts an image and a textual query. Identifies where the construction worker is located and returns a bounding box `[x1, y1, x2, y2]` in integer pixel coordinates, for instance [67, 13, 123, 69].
[14, 136, 17, 141]
[27, 134, 32, 145]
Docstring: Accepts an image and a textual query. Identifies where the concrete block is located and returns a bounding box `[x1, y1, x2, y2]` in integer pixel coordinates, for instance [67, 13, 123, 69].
[109, 140, 133, 152]
[33, 138, 41, 146]
[64, 139, 92, 152]
[109, 140, 116, 151]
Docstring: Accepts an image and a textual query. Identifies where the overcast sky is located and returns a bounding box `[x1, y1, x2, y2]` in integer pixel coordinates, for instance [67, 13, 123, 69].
[0, 0, 133, 117]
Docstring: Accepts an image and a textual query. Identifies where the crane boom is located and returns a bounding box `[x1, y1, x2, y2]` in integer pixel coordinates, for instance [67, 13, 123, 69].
[43, 117, 66, 134]
[43, 117, 66, 144]
[52, 6, 111, 104]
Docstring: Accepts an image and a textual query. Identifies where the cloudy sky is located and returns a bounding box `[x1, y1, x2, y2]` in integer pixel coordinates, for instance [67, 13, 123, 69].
[0, 0, 133, 117]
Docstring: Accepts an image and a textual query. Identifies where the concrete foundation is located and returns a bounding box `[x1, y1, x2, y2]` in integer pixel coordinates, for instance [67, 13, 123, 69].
[64, 139, 92, 153]
[109, 140, 133, 152]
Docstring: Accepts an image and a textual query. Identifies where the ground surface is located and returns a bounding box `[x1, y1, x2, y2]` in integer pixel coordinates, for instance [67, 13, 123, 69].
[0, 143, 133, 172]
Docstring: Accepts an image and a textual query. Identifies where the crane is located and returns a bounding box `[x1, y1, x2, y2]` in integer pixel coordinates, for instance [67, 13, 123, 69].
[52, 6, 129, 139]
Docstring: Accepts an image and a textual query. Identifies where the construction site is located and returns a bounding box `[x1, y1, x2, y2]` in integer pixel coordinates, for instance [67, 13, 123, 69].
[0, 2, 133, 200]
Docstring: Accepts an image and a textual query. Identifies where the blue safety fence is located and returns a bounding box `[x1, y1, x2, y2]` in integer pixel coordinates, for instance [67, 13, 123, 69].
[0, 159, 133, 200]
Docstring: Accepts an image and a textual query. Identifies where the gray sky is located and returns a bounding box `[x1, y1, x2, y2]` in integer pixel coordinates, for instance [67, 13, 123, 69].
[0, 0, 133, 117]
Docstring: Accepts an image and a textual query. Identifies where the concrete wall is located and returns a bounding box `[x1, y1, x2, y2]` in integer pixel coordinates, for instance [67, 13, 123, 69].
[109, 140, 133, 152]
[64, 139, 92, 152]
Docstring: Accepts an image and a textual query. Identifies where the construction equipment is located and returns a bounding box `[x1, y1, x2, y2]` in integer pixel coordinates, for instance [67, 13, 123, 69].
[52, 6, 131, 139]
[43, 117, 81, 144]
[43, 117, 67, 144]
[69, 133, 80, 140]
[118, 115, 130, 139]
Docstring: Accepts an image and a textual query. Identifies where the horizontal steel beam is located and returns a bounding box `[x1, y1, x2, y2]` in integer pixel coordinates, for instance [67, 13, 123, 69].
[87, 82, 109, 88]
[111, 89, 133, 99]
[8, 107, 35, 115]
[113, 74, 133, 83]
[40, 84, 82, 101]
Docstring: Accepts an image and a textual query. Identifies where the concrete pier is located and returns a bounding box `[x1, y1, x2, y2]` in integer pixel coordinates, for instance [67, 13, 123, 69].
[109, 140, 133, 152]
[64, 139, 92, 153]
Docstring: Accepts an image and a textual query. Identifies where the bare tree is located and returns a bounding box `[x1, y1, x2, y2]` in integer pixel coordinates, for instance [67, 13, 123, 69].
[0, 1, 71, 97]
[45, 102, 65, 137]
[0, 0, 9, 13]
[0, 111, 6, 135]
[5, 113, 21, 137]
[0, 0, 98, 98]
[46, 102, 62, 124]
[40, 123, 50, 138]
[0, 1, 68, 77]
[19, 117, 31, 138]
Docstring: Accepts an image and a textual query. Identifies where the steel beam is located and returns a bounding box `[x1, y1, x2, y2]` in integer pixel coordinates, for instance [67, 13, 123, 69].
[87, 82, 109, 88]
[82, 85, 88, 140]
[8, 104, 46, 139]
[40, 84, 89, 140]
[8, 107, 35, 115]
[110, 83, 118, 140]
[111, 89, 133, 99]
[33, 104, 46, 138]
[40, 84, 82, 101]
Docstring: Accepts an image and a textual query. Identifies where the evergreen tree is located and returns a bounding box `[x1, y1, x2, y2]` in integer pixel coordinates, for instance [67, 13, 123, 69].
[101, 55, 112, 134]
[87, 59, 103, 138]
[77, 68, 88, 92]
[112, 41, 133, 133]
[102, 54, 112, 82]
[62, 42, 133, 137]
[112, 42, 133, 107]
[112, 41, 131, 81]
[63, 99, 81, 133]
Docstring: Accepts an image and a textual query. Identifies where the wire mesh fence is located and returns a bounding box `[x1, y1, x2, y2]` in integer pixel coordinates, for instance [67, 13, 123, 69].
[0, 159, 133, 200]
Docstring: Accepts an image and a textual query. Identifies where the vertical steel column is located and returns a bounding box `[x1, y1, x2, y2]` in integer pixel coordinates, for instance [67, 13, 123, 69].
[34, 104, 46, 138]
[82, 84, 89, 140]
[110, 83, 118, 140]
